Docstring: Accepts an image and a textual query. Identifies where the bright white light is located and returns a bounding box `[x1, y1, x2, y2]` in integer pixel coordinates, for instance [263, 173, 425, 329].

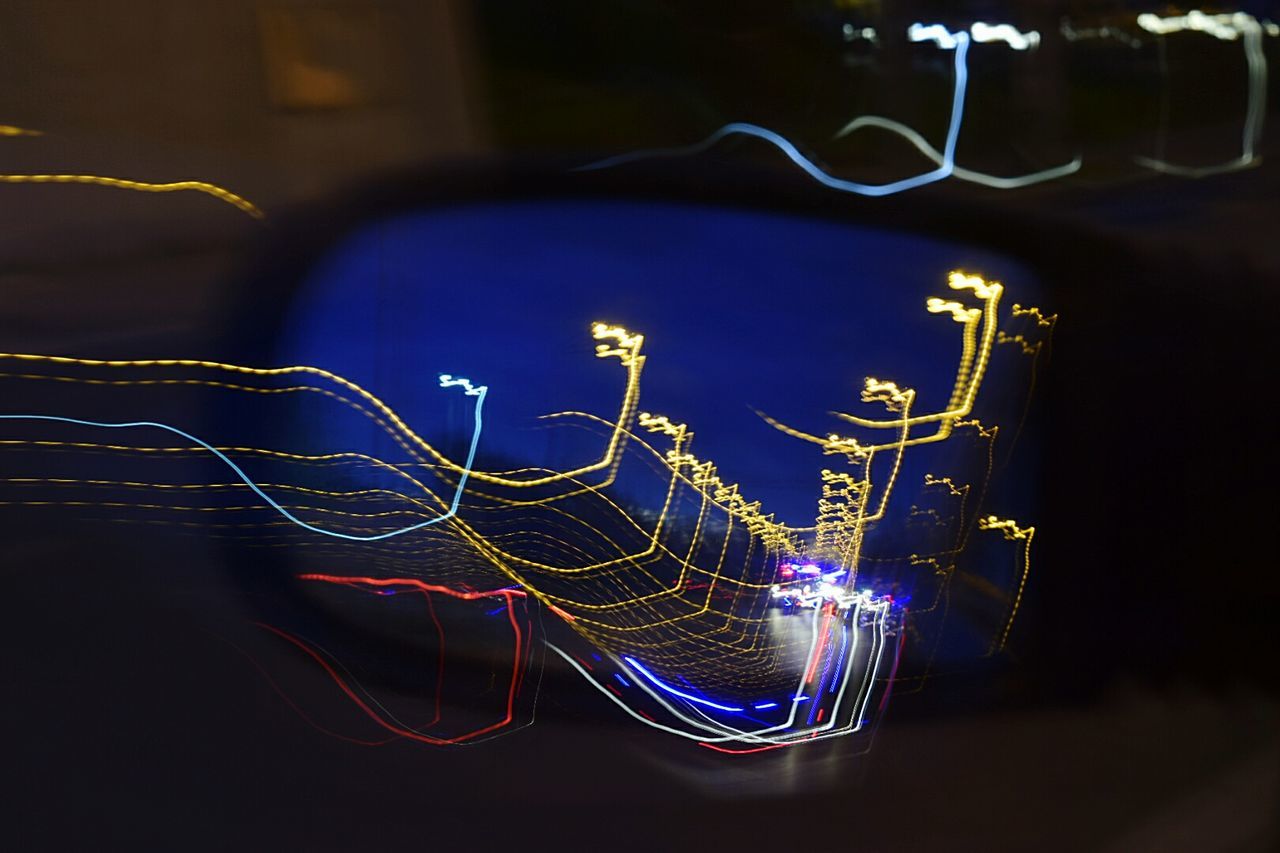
[842, 24, 878, 43]
[908, 22, 962, 49]
[1137, 10, 1257, 41]
[970, 22, 1040, 50]
[913, 21, 1039, 51]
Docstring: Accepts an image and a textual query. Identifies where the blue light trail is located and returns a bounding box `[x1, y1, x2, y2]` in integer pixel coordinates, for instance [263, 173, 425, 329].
[577, 29, 1081, 194]
[830, 623, 850, 694]
[622, 656, 746, 713]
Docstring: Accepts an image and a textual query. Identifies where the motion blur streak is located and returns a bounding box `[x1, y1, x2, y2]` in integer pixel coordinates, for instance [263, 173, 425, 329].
[1136, 10, 1270, 176]
[582, 24, 1081, 193]
[0, 173, 264, 218]
[0, 371, 486, 541]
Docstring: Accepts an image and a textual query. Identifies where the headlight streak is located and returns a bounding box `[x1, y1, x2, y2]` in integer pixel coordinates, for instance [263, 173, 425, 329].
[808, 616, 838, 725]
[829, 622, 850, 694]
[579, 24, 1083, 194]
[701, 601, 891, 754]
[0, 373, 486, 542]
[550, 605, 829, 744]
[548, 594, 897, 751]
[623, 656, 747, 712]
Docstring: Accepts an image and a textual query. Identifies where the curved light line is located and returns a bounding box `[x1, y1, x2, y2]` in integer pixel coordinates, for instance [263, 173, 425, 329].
[550, 601, 897, 747]
[622, 656, 745, 712]
[834, 115, 1082, 188]
[576, 35, 971, 197]
[576, 120, 954, 196]
[1133, 154, 1260, 178]
[578, 31, 1080, 193]
[0, 375, 486, 541]
[604, 607, 826, 742]
[0, 173, 263, 219]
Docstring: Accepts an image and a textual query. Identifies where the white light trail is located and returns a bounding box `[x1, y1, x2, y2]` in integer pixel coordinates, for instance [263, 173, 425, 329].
[1136, 11, 1268, 177]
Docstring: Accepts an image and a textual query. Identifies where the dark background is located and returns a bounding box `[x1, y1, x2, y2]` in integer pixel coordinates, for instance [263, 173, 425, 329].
[1, 2, 1277, 850]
